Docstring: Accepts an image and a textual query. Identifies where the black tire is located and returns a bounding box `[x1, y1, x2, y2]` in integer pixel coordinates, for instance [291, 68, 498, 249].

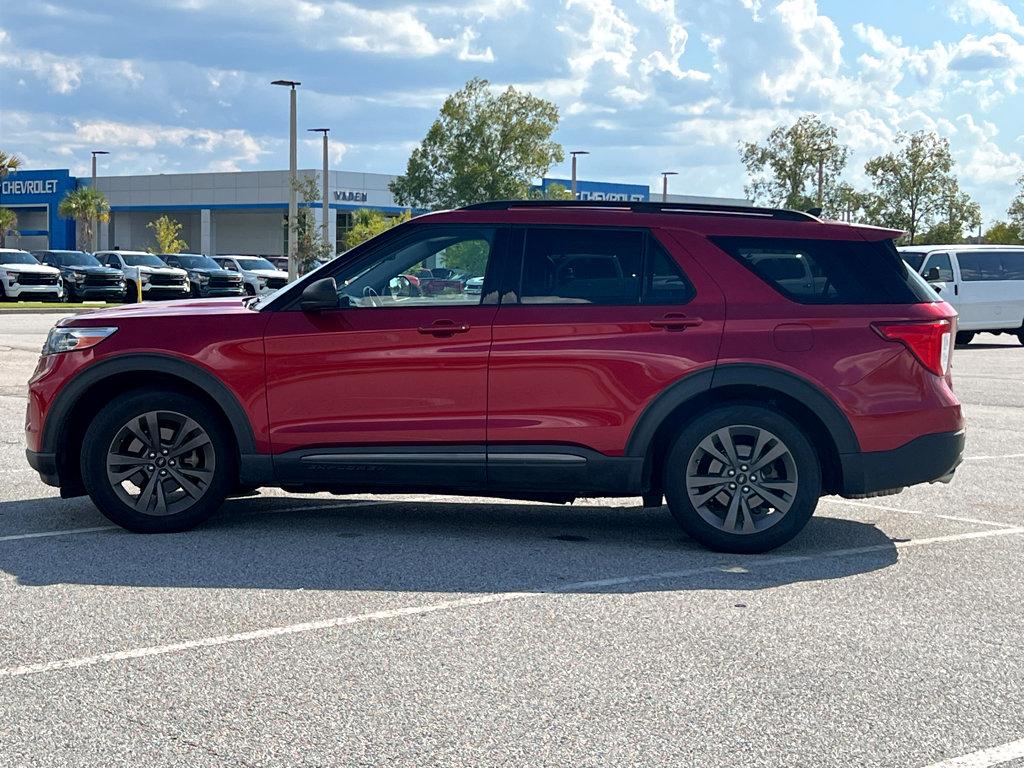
[80, 389, 236, 533]
[244, 283, 257, 296]
[956, 331, 975, 346]
[59, 280, 71, 303]
[663, 405, 822, 553]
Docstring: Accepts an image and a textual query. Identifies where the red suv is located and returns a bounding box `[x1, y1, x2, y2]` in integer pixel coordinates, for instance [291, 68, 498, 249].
[25, 201, 964, 552]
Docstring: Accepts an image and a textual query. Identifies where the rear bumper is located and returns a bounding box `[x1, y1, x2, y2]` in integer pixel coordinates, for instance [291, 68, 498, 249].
[839, 429, 965, 497]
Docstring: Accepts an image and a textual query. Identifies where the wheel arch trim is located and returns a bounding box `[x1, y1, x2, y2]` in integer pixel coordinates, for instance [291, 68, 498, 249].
[625, 363, 860, 458]
[40, 353, 257, 457]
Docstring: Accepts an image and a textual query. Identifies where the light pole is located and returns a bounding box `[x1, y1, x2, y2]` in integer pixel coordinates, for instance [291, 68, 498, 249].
[272, 80, 301, 281]
[660, 171, 678, 203]
[90, 150, 109, 251]
[569, 150, 589, 199]
[308, 128, 330, 248]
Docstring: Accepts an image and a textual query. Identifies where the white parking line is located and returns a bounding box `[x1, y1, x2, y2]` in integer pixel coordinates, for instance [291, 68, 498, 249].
[1, 524, 1021, 680]
[962, 453, 1024, 461]
[927, 736, 1024, 767]
[828, 499, 1012, 529]
[0, 526, 117, 542]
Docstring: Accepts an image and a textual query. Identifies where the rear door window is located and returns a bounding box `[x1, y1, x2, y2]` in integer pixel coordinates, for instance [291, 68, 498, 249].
[519, 228, 643, 305]
[999, 251, 1024, 280]
[712, 236, 934, 304]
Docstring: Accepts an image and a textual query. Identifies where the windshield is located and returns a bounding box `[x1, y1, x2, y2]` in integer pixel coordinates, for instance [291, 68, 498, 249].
[167, 255, 219, 270]
[121, 254, 169, 267]
[901, 252, 926, 272]
[56, 252, 102, 267]
[236, 258, 278, 271]
[0, 251, 39, 265]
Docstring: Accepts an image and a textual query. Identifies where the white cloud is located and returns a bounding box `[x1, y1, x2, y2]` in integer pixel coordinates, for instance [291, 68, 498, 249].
[949, 0, 1024, 37]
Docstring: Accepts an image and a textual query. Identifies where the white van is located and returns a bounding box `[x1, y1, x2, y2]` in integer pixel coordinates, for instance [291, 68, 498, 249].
[899, 245, 1024, 345]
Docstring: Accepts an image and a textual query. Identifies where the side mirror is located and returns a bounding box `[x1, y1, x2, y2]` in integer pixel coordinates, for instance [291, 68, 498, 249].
[299, 277, 340, 312]
[925, 266, 941, 281]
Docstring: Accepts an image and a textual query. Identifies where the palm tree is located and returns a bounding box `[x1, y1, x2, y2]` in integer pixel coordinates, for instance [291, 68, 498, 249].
[0, 207, 17, 248]
[0, 150, 22, 180]
[58, 187, 110, 251]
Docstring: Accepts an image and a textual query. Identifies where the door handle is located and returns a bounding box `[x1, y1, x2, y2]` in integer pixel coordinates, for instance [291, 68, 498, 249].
[650, 314, 703, 331]
[418, 320, 471, 336]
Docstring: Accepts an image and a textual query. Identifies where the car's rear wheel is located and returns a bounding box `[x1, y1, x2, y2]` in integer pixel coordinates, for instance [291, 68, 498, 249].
[81, 390, 236, 532]
[663, 405, 821, 553]
[956, 331, 975, 346]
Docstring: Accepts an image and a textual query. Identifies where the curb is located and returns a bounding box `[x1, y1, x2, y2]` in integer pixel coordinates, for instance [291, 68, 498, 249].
[0, 308, 103, 315]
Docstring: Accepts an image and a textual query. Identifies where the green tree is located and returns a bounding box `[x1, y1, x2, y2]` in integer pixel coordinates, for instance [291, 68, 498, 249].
[390, 77, 564, 210]
[343, 208, 412, 250]
[0, 207, 18, 248]
[826, 182, 871, 222]
[57, 187, 110, 251]
[147, 215, 187, 254]
[739, 114, 850, 211]
[1009, 174, 1024, 238]
[289, 175, 333, 274]
[441, 239, 489, 276]
[862, 131, 975, 245]
[984, 220, 1024, 245]
[0, 150, 22, 179]
[530, 181, 574, 200]
[914, 186, 981, 244]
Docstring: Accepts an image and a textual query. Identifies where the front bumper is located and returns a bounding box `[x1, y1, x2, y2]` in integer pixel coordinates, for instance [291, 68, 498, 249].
[71, 285, 127, 300]
[5, 283, 63, 299]
[839, 429, 965, 497]
[26, 449, 60, 487]
[142, 284, 190, 299]
[197, 285, 245, 297]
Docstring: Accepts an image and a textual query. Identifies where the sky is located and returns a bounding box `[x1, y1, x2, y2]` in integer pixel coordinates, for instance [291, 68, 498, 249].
[1, 0, 1022, 222]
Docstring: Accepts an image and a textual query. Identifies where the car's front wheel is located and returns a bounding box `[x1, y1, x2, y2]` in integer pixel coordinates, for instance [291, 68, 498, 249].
[663, 405, 821, 553]
[81, 390, 236, 532]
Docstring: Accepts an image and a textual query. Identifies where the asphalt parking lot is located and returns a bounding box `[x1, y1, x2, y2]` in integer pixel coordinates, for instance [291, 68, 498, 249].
[1, 313, 1022, 767]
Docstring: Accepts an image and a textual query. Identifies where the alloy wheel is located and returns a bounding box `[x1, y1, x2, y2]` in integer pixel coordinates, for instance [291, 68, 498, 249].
[105, 410, 217, 516]
[685, 424, 799, 535]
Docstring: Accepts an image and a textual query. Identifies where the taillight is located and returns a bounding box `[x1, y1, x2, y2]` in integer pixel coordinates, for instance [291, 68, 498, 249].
[872, 319, 952, 376]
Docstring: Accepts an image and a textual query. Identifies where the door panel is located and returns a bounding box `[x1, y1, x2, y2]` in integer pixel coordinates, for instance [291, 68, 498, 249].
[264, 305, 496, 453]
[487, 228, 725, 456]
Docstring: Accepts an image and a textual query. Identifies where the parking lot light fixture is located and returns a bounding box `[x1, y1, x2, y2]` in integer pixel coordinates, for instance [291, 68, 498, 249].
[272, 80, 301, 281]
[90, 151, 110, 251]
[569, 150, 589, 199]
[660, 171, 678, 203]
[308, 128, 330, 246]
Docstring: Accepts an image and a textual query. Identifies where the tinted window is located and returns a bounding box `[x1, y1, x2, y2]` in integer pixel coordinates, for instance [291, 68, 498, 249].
[902, 252, 926, 272]
[166, 254, 219, 269]
[957, 252, 1003, 281]
[923, 253, 954, 282]
[235, 258, 277, 271]
[520, 228, 643, 305]
[644, 236, 694, 305]
[1000, 251, 1024, 280]
[712, 237, 933, 304]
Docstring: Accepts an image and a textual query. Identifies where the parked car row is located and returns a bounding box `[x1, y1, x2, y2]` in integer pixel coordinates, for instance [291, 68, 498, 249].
[0, 248, 291, 303]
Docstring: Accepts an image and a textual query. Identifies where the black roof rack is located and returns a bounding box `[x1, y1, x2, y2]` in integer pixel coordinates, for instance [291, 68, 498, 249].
[460, 199, 819, 222]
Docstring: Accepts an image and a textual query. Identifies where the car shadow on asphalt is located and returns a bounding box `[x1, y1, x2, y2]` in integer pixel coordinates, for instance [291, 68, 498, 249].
[0, 495, 899, 593]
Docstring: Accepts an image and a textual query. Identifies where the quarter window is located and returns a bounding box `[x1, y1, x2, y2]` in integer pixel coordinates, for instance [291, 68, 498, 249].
[957, 252, 1003, 281]
[999, 251, 1024, 281]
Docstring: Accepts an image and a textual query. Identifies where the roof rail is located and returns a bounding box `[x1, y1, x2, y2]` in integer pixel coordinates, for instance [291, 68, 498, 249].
[460, 199, 819, 222]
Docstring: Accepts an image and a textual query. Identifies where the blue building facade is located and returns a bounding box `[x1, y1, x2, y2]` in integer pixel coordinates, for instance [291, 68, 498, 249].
[0, 168, 78, 250]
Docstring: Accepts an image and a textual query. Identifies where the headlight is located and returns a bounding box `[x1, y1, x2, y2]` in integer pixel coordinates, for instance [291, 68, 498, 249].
[140, 273, 150, 284]
[73, 271, 87, 282]
[197, 273, 209, 283]
[43, 326, 118, 355]
[6, 271, 19, 282]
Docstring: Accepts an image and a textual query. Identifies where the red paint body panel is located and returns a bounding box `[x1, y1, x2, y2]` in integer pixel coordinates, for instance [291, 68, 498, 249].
[487, 230, 725, 455]
[263, 305, 497, 452]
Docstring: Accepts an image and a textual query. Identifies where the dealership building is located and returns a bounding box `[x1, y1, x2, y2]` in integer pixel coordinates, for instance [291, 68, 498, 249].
[1, 167, 749, 256]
